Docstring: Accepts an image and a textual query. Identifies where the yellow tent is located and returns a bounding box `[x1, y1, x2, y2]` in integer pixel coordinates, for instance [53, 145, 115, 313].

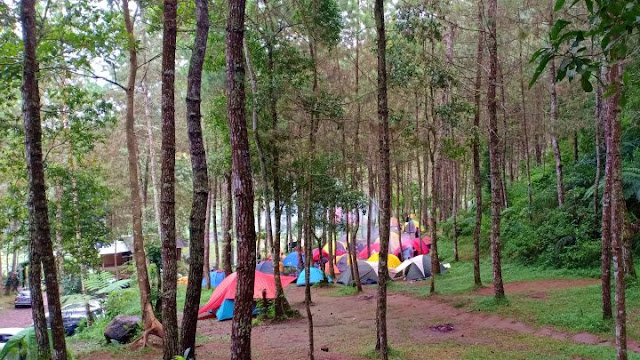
[323, 239, 348, 255]
[367, 253, 401, 269]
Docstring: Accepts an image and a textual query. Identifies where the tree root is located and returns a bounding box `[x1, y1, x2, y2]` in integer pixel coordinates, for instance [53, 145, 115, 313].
[129, 318, 164, 349]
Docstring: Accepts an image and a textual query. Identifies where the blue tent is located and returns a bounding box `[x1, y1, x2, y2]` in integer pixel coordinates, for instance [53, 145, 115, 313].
[215, 299, 260, 321]
[283, 252, 303, 268]
[296, 267, 332, 286]
[202, 270, 226, 287]
[256, 260, 274, 274]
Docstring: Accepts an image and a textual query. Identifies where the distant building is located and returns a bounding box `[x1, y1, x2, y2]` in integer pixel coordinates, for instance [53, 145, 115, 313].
[99, 240, 132, 269]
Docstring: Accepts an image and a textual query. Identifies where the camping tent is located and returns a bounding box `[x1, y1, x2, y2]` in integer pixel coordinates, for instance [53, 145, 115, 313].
[366, 253, 401, 269]
[359, 232, 417, 259]
[283, 252, 302, 268]
[336, 260, 378, 285]
[215, 299, 260, 321]
[394, 255, 445, 281]
[312, 248, 329, 262]
[202, 270, 226, 287]
[296, 267, 332, 286]
[324, 254, 352, 274]
[256, 260, 274, 274]
[322, 240, 347, 256]
[198, 271, 296, 320]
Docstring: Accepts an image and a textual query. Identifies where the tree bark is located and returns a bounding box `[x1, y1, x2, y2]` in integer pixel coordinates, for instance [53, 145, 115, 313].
[21, 0, 67, 356]
[226, 0, 258, 356]
[244, 39, 272, 254]
[213, 176, 220, 269]
[204, 187, 212, 287]
[374, 0, 390, 357]
[122, 0, 162, 346]
[519, 38, 533, 211]
[160, 0, 179, 354]
[303, 38, 319, 360]
[181, 0, 209, 354]
[55, 185, 64, 292]
[595, 66, 602, 217]
[222, 171, 233, 275]
[472, 2, 484, 287]
[267, 39, 287, 319]
[452, 163, 458, 262]
[142, 30, 162, 240]
[599, 63, 613, 320]
[487, 0, 505, 299]
[549, 41, 565, 207]
[606, 63, 627, 360]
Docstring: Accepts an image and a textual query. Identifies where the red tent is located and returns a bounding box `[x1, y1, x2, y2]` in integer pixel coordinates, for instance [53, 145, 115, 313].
[357, 243, 402, 259]
[198, 271, 296, 319]
[410, 237, 431, 255]
[312, 248, 329, 262]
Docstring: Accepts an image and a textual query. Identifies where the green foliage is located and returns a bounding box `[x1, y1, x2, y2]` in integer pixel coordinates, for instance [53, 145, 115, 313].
[0, 328, 73, 360]
[296, 0, 342, 48]
[531, 0, 640, 89]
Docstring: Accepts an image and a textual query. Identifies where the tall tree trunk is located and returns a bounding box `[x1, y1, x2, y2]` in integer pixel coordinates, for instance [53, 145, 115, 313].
[160, 0, 179, 354]
[367, 160, 374, 258]
[122, 0, 162, 346]
[222, 172, 233, 275]
[204, 187, 212, 288]
[181, 0, 209, 355]
[452, 164, 458, 262]
[244, 39, 272, 254]
[287, 203, 293, 252]
[487, 0, 505, 299]
[226, 0, 258, 356]
[595, 66, 602, 217]
[498, 64, 509, 208]
[472, 2, 484, 287]
[213, 176, 220, 268]
[548, 13, 565, 208]
[395, 164, 404, 261]
[55, 185, 64, 291]
[519, 38, 533, 211]
[599, 63, 613, 320]
[21, 0, 67, 356]
[267, 42, 287, 319]
[142, 30, 162, 240]
[303, 39, 319, 360]
[374, 0, 390, 357]
[607, 63, 627, 360]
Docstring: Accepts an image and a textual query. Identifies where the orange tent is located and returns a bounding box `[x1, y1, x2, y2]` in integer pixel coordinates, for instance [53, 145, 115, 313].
[198, 271, 296, 320]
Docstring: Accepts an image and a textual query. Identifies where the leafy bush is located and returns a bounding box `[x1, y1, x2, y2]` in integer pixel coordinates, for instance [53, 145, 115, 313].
[105, 288, 141, 318]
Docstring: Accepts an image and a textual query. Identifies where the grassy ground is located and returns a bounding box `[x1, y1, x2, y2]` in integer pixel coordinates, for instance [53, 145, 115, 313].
[362, 329, 640, 360]
[68, 284, 215, 356]
[390, 233, 640, 344]
[0, 294, 16, 311]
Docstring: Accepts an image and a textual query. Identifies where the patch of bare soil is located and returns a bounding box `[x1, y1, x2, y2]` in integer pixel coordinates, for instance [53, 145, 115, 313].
[474, 279, 599, 297]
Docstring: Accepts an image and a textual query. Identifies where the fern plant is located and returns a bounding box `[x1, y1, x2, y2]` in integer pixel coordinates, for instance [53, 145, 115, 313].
[61, 271, 131, 306]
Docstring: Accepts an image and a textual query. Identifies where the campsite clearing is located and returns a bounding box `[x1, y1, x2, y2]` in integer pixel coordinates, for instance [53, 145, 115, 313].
[75, 279, 637, 360]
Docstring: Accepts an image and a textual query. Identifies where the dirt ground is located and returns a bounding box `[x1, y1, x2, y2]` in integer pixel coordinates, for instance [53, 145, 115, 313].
[76, 279, 638, 360]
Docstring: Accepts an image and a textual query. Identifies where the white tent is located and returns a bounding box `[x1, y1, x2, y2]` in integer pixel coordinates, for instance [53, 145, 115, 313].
[366, 261, 399, 279]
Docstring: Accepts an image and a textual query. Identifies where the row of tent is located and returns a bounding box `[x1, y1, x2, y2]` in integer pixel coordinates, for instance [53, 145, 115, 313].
[197, 254, 445, 322]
